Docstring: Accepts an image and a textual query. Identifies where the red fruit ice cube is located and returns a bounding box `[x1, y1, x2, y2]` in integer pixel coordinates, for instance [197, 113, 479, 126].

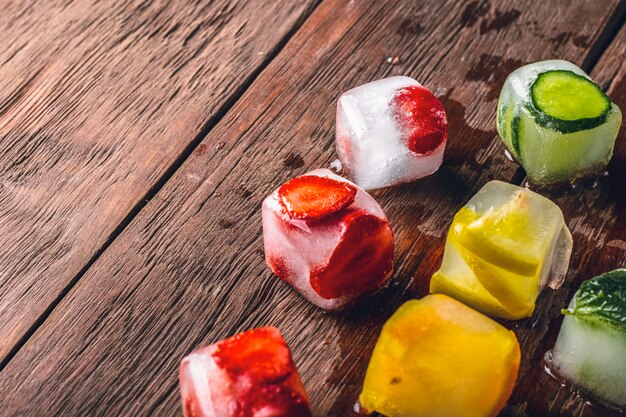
[179, 327, 312, 417]
[262, 169, 394, 310]
[335, 76, 447, 190]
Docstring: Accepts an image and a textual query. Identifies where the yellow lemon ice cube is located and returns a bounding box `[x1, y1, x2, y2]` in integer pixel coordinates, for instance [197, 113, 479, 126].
[431, 181, 572, 319]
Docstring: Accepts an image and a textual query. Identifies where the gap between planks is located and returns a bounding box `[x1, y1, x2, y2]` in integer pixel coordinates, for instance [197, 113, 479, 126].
[0, 0, 323, 373]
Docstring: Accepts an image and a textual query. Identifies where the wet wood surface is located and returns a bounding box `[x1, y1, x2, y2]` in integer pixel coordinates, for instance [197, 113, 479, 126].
[1, 0, 625, 416]
[506, 23, 626, 417]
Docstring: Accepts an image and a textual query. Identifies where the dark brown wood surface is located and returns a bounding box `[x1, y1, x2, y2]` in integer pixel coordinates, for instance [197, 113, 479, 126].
[0, 0, 318, 363]
[1, 1, 625, 416]
[505, 25, 626, 417]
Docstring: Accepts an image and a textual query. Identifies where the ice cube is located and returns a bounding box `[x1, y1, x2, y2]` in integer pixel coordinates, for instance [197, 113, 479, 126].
[335, 76, 447, 190]
[179, 327, 312, 417]
[430, 180, 573, 319]
[497, 60, 622, 184]
[262, 169, 394, 310]
[359, 294, 520, 417]
[547, 269, 626, 409]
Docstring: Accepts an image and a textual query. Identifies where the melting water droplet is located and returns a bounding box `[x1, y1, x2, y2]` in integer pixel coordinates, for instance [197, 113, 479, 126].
[330, 159, 343, 173]
[353, 400, 369, 415]
[545, 350, 626, 412]
[386, 56, 400, 65]
[216, 141, 225, 150]
[544, 351, 567, 387]
[504, 149, 514, 162]
[543, 351, 566, 386]
[434, 86, 448, 98]
[581, 178, 599, 190]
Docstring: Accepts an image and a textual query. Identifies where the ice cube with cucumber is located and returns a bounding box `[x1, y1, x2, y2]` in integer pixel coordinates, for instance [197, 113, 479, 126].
[548, 269, 626, 409]
[430, 181, 573, 320]
[497, 60, 622, 185]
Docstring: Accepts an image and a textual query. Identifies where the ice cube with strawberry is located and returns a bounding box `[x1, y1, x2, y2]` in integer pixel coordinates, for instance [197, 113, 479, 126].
[262, 169, 394, 310]
[336, 76, 448, 190]
[179, 327, 312, 417]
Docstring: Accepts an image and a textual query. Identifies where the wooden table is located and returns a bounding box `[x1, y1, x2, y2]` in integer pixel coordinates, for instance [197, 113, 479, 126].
[1, 1, 625, 416]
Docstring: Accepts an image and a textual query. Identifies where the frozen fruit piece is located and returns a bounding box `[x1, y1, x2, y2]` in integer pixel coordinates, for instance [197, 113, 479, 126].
[310, 210, 394, 299]
[431, 181, 572, 319]
[262, 169, 394, 310]
[359, 294, 521, 417]
[393, 85, 447, 155]
[547, 269, 626, 409]
[278, 175, 357, 220]
[497, 60, 622, 185]
[179, 327, 312, 417]
[336, 76, 447, 190]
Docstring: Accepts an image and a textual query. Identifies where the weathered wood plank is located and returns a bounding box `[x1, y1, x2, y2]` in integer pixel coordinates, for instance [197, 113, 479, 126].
[501, 24, 626, 417]
[1, 1, 624, 416]
[0, 0, 319, 363]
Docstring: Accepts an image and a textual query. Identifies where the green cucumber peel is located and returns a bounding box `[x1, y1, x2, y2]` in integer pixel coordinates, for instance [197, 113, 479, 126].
[563, 269, 626, 333]
[511, 114, 521, 159]
[499, 104, 522, 161]
[528, 70, 611, 134]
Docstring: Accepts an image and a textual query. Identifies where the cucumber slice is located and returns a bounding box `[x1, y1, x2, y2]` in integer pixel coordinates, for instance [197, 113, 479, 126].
[529, 70, 611, 133]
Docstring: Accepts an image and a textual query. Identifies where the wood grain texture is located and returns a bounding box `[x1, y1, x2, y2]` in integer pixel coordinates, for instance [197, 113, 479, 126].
[0, 0, 624, 416]
[501, 24, 626, 417]
[0, 0, 318, 363]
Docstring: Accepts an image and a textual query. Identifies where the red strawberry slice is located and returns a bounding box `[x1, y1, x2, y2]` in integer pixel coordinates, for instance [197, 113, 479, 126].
[210, 327, 312, 417]
[267, 255, 291, 283]
[240, 384, 312, 417]
[182, 394, 203, 417]
[277, 175, 357, 220]
[392, 85, 448, 155]
[310, 210, 394, 299]
[212, 327, 292, 383]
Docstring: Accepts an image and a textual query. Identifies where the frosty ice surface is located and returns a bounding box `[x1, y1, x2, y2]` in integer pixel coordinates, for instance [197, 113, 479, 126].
[548, 269, 626, 409]
[359, 294, 520, 417]
[431, 181, 573, 319]
[179, 327, 312, 417]
[262, 169, 394, 310]
[497, 60, 622, 184]
[336, 76, 447, 190]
